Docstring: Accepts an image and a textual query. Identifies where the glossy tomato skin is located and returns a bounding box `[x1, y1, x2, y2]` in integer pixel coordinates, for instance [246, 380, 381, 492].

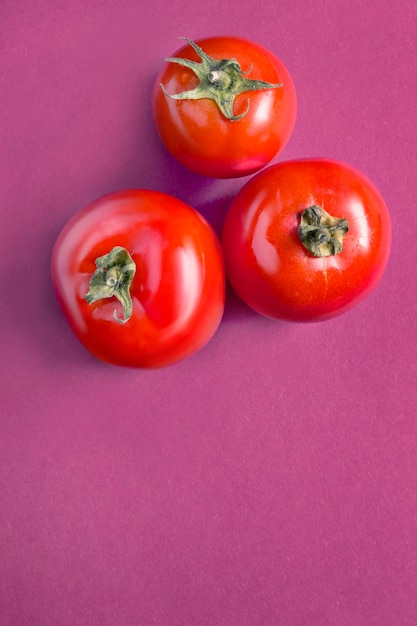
[152, 36, 297, 178]
[51, 190, 225, 368]
[222, 159, 391, 322]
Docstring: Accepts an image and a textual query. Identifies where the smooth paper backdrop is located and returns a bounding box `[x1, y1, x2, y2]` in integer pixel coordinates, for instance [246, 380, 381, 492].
[1, 1, 416, 624]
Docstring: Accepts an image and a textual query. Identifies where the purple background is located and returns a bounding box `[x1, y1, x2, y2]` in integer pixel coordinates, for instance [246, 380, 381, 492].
[1, 1, 416, 624]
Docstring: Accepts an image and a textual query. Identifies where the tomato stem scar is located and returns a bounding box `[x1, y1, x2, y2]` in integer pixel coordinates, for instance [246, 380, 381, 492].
[160, 37, 282, 121]
[85, 246, 136, 323]
[298, 205, 349, 257]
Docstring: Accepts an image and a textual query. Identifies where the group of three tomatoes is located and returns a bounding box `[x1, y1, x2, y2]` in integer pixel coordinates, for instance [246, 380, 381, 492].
[51, 36, 391, 368]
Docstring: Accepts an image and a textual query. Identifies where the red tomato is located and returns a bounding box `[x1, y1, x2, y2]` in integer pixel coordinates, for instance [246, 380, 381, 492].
[51, 190, 225, 368]
[222, 159, 391, 322]
[152, 36, 297, 178]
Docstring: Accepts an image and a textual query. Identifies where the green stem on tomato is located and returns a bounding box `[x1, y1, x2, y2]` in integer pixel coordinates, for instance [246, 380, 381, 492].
[160, 38, 282, 121]
[85, 246, 136, 324]
[298, 205, 349, 257]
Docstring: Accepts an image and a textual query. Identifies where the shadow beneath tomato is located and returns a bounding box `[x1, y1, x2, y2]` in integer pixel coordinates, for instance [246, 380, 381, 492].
[220, 283, 264, 325]
[221, 284, 255, 322]
[193, 193, 238, 237]
[221, 282, 296, 339]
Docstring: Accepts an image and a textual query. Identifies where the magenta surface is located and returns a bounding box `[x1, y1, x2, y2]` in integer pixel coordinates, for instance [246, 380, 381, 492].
[1, 2, 417, 625]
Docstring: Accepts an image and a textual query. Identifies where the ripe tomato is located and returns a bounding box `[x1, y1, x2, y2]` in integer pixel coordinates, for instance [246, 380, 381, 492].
[51, 190, 225, 368]
[222, 159, 391, 322]
[152, 36, 297, 178]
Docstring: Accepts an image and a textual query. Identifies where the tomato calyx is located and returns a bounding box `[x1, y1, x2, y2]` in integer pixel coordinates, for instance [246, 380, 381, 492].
[85, 246, 136, 324]
[298, 206, 349, 257]
[160, 38, 283, 121]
